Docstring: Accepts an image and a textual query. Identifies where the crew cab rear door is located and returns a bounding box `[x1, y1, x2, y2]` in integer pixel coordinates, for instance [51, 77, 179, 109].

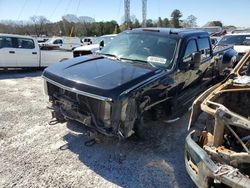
[197, 37, 213, 75]
[15, 37, 40, 67]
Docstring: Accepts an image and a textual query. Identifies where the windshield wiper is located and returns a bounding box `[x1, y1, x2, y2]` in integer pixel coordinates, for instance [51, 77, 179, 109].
[120, 57, 156, 68]
[99, 53, 120, 60]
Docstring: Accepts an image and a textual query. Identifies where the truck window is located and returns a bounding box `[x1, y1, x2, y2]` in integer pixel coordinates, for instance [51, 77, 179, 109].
[18, 38, 35, 49]
[183, 39, 198, 59]
[54, 39, 63, 44]
[197, 38, 211, 60]
[0, 37, 13, 48]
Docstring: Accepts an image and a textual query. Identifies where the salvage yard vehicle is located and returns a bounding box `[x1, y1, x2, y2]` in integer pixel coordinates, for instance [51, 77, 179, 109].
[186, 51, 250, 187]
[81, 37, 94, 45]
[73, 34, 117, 57]
[216, 33, 250, 59]
[39, 36, 82, 51]
[42, 28, 237, 138]
[0, 34, 73, 68]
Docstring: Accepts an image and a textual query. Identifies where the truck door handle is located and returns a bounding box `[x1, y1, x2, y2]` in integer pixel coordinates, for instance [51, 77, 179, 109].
[32, 52, 37, 55]
[9, 51, 15, 54]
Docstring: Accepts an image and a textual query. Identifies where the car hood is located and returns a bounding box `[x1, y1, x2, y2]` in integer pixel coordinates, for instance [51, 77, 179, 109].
[43, 55, 163, 100]
[74, 44, 99, 51]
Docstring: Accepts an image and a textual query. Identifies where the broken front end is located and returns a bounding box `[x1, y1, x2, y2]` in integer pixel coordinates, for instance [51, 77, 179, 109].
[186, 52, 250, 187]
[43, 79, 141, 138]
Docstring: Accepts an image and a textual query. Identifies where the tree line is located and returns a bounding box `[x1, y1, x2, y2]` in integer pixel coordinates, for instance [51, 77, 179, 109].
[0, 9, 229, 37]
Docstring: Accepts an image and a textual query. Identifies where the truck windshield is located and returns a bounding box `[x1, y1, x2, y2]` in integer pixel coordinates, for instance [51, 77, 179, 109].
[100, 32, 178, 69]
[218, 35, 250, 46]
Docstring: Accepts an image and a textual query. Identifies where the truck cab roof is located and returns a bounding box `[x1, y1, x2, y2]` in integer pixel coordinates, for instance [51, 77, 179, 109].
[0, 33, 34, 39]
[129, 28, 209, 38]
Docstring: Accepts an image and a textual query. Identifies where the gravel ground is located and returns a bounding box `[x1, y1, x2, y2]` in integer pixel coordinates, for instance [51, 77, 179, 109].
[0, 69, 195, 188]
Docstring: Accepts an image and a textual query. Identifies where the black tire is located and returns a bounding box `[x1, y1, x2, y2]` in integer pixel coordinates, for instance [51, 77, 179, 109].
[134, 118, 151, 140]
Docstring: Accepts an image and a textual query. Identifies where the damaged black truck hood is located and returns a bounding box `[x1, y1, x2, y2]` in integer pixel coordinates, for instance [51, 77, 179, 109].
[43, 55, 163, 100]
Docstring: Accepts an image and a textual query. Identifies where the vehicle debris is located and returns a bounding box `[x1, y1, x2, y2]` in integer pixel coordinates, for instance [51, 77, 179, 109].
[186, 51, 250, 187]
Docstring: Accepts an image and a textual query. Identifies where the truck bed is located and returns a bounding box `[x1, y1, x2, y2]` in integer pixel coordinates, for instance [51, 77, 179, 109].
[40, 50, 73, 67]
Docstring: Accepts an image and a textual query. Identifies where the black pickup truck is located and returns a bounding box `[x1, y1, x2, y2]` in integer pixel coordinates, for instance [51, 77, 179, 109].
[43, 28, 237, 138]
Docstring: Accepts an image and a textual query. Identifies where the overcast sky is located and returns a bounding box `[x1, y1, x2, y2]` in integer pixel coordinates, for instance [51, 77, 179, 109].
[0, 0, 249, 27]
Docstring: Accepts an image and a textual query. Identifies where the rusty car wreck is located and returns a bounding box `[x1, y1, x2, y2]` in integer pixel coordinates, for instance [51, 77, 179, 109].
[186, 51, 250, 187]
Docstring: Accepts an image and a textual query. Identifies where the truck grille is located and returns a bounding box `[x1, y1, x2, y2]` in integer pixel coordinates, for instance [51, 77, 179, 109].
[47, 82, 109, 125]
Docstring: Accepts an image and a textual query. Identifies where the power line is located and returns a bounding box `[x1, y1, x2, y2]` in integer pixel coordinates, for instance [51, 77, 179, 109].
[75, 0, 81, 16]
[124, 0, 130, 27]
[49, 0, 61, 20]
[117, 0, 123, 23]
[142, 0, 147, 27]
[17, 0, 28, 20]
[64, 0, 73, 14]
[34, 0, 42, 16]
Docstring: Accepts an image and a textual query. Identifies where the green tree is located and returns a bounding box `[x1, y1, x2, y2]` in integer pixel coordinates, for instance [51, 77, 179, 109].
[157, 17, 163, 27]
[182, 15, 197, 28]
[146, 19, 154, 27]
[30, 16, 50, 36]
[132, 19, 141, 28]
[212, 21, 223, 27]
[170, 9, 183, 28]
[163, 18, 170, 27]
[205, 21, 223, 27]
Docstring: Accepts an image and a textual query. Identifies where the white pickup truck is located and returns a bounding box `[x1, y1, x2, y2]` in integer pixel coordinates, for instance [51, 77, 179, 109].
[39, 37, 82, 50]
[0, 34, 73, 68]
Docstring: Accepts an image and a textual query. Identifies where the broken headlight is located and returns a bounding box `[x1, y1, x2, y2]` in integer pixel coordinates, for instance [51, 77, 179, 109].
[121, 101, 128, 121]
[103, 102, 112, 127]
[43, 80, 48, 95]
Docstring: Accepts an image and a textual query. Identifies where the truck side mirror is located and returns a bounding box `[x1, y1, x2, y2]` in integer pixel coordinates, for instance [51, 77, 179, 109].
[192, 52, 201, 64]
[99, 40, 104, 50]
[211, 39, 217, 46]
[189, 52, 201, 70]
[181, 52, 201, 70]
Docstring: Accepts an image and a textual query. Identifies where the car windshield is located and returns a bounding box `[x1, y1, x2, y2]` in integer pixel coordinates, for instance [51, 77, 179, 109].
[100, 32, 178, 69]
[45, 38, 56, 44]
[92, 36, 115, 45]
[218, 35, 250, 46]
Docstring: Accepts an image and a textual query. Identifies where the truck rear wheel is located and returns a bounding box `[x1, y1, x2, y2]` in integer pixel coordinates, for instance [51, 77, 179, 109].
[134, 117, 152, 140]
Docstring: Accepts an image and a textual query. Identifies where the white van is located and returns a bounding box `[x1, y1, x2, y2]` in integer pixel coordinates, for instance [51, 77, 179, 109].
[0, 34, 72, 68]
[39, 37, 82, 50]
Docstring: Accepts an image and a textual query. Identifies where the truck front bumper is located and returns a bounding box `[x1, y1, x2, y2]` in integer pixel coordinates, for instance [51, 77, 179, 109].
[185, 131, 250, 188]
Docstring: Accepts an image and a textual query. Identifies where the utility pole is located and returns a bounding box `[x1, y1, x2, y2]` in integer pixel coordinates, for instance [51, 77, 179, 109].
[142, 0, 147, 27]
[124, 0, 130, 29]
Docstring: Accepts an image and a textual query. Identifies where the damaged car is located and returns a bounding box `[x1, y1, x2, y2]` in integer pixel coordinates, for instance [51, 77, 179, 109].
[186, 51, 250, 187]
[42, 28, 237, 139]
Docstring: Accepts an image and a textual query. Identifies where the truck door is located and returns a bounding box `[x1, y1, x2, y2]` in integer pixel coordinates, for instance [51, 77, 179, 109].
[197, 37, 213, 77]
[179, 38, 200, 88]
[179, 37, 212, 87]
[0, 36, 17, 67]
[54, 39, 63, 49]
[15, 37, 39, 67]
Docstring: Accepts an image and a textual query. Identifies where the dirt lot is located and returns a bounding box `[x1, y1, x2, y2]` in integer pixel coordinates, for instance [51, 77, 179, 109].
[0, 69, 195, 188]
